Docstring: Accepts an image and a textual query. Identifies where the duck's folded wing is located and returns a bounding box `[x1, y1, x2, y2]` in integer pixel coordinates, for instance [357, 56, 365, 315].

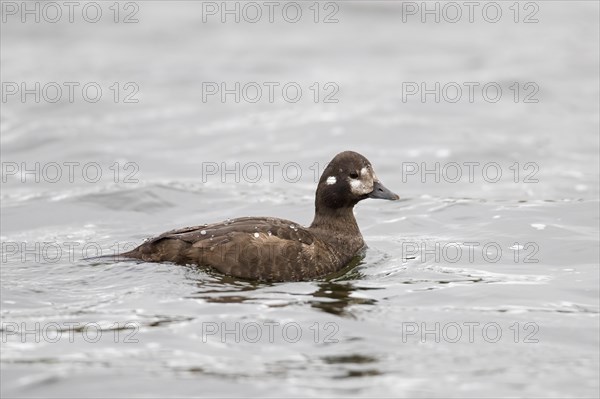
[131, 218, 337, 281]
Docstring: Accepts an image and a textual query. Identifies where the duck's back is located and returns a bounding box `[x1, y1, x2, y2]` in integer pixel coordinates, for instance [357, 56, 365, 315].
[124, 217, 355, 281]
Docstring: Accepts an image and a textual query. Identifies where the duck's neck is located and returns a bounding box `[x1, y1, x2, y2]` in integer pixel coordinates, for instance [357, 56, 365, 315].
[309, 206, 361, 236]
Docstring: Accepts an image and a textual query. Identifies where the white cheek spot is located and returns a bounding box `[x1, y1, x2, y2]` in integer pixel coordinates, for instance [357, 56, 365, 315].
[326, 176, 337, 185]
[349, 171, 375, 195]
[349, 179, 361, 190]
[349, 179, 367, 194]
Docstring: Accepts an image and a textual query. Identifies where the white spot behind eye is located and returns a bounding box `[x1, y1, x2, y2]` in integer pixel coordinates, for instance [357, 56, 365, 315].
[360, 167, 368, 176]
[326, 176, 337, 185]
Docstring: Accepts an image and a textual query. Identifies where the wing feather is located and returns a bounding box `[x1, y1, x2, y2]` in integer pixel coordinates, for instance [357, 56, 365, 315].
[130, 217, 338, 281]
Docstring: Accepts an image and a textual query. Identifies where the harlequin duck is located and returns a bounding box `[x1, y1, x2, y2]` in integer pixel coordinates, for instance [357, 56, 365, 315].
[121, 151, 398, 281]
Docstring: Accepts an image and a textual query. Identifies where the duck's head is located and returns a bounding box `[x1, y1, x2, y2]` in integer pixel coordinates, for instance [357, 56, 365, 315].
[315, 151, 399, 210]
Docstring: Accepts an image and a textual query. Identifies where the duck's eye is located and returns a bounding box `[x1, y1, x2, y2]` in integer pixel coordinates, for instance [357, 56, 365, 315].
[349, 171, 359, 179]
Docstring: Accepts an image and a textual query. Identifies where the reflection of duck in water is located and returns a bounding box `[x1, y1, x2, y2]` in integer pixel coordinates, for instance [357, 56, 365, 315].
[120, 151, 399, 282]
[311, 278, 378, 317]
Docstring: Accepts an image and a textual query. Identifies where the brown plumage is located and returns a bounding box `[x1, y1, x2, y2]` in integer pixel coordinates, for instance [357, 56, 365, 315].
[121, 151, 399, 282]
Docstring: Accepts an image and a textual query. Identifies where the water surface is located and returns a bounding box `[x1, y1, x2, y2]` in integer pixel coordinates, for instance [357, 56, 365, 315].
[1, 2, 599, 397]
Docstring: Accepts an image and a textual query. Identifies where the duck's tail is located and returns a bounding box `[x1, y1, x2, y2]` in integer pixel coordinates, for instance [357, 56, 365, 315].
[82, 250, 138, 262]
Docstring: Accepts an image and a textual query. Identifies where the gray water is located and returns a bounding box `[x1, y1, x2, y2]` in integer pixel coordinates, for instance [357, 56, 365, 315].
[1, 1, 599, 397]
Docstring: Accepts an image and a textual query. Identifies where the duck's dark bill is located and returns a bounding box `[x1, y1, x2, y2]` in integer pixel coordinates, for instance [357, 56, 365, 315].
[368, 181, 399, 200]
